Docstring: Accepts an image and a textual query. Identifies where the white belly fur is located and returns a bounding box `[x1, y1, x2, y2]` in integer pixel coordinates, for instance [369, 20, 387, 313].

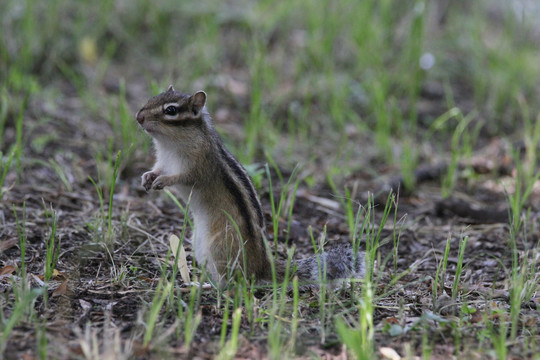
[174, 187, 215, 274]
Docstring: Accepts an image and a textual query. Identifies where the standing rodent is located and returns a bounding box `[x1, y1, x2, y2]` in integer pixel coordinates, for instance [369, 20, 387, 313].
[136, 85, 365, 286]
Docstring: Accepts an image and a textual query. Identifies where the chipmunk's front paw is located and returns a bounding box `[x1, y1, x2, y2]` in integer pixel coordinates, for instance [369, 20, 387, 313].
[142, 171, 159, 191]
[151, 175, 174, 190]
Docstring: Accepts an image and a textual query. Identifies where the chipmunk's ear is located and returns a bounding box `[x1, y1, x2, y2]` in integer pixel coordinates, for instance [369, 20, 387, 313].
[189, 91, 207, 116]
[167, 84, 175, 92]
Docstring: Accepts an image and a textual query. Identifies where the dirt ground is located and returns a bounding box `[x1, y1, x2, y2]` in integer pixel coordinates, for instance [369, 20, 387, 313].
[0, 78, 539, 359]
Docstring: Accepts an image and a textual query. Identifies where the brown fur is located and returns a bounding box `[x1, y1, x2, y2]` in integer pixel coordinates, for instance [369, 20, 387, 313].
[137, 87, 365, 286]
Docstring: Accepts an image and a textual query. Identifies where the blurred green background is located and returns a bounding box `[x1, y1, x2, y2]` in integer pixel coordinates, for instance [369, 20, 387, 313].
[2, 0, 539, 181]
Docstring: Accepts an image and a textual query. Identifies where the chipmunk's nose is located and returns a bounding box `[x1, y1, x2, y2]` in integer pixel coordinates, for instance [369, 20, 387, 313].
[136, 110, 144, 124]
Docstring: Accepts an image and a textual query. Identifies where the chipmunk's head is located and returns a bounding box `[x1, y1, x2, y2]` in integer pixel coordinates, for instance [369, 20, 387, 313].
[136, 85, 208, 141]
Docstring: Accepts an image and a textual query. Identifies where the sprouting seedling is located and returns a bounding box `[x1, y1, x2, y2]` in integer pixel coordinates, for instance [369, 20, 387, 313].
[43, 205, 61, 283]
[0, 150, 16, 202]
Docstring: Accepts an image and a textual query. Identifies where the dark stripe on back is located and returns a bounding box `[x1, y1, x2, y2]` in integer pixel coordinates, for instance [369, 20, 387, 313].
[217, 144, 264, 229]
[218, 145, 264, 227]
[219, 165, 255, 237]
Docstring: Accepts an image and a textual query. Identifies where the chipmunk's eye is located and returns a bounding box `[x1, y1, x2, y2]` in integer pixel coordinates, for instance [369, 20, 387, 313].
[164, 106, 179, 116]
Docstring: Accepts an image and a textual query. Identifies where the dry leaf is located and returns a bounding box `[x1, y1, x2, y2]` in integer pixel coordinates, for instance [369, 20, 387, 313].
[52, 280, 68, 297]
[470, 310, 484, 324]
[31, 274, 45, 287]
[79, 299, 92, 312]
[37, 269, 65, 281]
[52, 269, 67, 280]
[169, 234, 190, 284]
[0, 264, 16, 276]
[0, 239, 18, 252]
[382, 316, 400, 325]
[379, 347, 401, 360]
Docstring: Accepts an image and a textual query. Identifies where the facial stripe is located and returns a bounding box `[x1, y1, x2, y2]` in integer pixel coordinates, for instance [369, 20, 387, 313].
[162, 118, 201, 127]
[163, 102, 180, 109]
[162, 103, 194, 122]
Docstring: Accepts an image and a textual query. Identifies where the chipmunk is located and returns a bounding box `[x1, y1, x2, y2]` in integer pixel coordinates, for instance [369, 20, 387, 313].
[136, 85, 365, 286]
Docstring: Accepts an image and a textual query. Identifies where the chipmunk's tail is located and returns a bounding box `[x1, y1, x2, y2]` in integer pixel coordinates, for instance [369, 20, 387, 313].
[273, 245, 365, 284]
